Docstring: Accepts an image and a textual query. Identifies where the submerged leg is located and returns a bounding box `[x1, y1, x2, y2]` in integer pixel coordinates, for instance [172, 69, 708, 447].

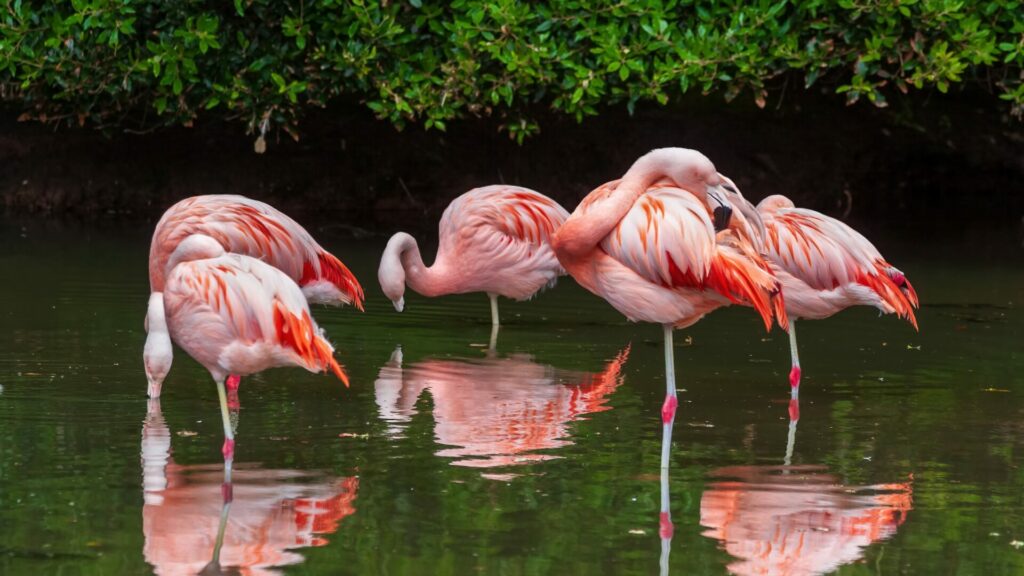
[658, 460, 673, 576]
[788, 319, 802, 392]
[660, 324, 678, 470]
[215, 378, 235, 486]
[488, 293, 500, 327]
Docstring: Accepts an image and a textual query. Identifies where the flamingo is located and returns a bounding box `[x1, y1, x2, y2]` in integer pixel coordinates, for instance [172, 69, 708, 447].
[377, 185, 570, 329]
[145, 194, 364, 399]
[551, 148, 788, 470]
[755, 195, 919, 392]
[158, 234, 348, 483]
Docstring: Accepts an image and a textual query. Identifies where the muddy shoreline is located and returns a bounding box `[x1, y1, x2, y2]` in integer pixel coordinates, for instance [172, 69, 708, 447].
[2, 91, 1021, 239]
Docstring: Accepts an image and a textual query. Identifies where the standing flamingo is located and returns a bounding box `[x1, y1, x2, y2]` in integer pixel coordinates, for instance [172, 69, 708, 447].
[377, 185, 569, 328]
[756, 195, 919, 393]
[159, 234, 348, 483]
[551, 148, 787, 470]
[145, 194, 364, 399]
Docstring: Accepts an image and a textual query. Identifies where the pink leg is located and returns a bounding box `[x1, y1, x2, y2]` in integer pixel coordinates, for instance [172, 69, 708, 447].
[788, 397, 800, 423]
[226, 374, 241, 391]
[222, 438, 235, 460]
[661, 395, 678, 425]
[789, 366, 802, 389]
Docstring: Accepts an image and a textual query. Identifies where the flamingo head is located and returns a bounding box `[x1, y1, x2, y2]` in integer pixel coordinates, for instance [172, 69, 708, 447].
[144, 293, 173, 398]
[167, 234, 225, 270]
[378, 233, 412, 313]
[645, 148, 734, 231]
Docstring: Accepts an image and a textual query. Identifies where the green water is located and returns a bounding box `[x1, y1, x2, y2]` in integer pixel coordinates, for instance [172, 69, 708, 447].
[0, 222, 1022, 575]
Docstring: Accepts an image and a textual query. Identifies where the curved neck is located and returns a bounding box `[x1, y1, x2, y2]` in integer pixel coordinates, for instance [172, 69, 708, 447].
[554, 153, 672, 258]
[385, 233, 451, 297]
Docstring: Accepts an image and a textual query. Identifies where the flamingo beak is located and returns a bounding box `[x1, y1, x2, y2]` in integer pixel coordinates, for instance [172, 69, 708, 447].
[706, 184, 734, 232]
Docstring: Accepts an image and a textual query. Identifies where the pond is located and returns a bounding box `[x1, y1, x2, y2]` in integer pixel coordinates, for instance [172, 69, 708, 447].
[0, 220, 1021, 575]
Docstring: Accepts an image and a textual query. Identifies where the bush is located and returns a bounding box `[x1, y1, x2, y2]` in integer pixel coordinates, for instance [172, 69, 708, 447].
[2, 0, 1022, 145]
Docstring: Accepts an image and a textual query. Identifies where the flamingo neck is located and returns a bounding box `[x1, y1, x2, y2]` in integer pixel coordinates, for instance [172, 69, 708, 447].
[555, 150, 695, 259]
[386, 233, 451, 298]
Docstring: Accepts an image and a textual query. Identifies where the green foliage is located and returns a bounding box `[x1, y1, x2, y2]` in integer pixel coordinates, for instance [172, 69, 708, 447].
[2, 0, 1023, 143]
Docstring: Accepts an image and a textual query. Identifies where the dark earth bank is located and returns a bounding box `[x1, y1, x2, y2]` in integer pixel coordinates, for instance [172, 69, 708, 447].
[2, 90, 1022, 243]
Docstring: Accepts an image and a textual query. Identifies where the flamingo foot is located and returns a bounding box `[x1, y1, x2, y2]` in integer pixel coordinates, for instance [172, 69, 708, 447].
[226, 374, 241, 392]
[789, 397, 800, 422]
[221, 481, 233, 502]
[659, 512, 675, 539]
[661, 395, 678, 425]
[222, 438, 235, 460]
[789, 366, 801, 389]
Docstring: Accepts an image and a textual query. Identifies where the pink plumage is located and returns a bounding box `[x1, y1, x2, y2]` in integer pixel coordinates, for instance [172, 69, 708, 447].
[378, 185, 569, 325]
[754, 194, 919, 390]
[552, 148, 788, 471]
[158, 234, 347, 473]
[150, 194, 364, 309]
[163, 245, 348, 386]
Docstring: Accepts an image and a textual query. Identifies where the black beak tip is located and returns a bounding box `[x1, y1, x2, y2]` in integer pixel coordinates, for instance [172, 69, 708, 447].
[713, 206, 733, 231]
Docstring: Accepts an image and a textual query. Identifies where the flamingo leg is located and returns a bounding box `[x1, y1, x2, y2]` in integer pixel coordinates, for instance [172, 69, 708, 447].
[784, 396, 799, 467]
[788, 319, 801, 392]
[660, 324, 677, 470]
[659, 455, 673, 576]
[488, 293, 500, 327]
[216, 378, 235, 486]
[488, 322, 500, 356]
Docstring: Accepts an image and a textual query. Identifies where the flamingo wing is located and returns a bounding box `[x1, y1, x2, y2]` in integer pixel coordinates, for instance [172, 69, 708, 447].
[602, 187, 785, 330]
[150, 195, 364, 309]
[763, 208, 918, 326]
[165, 254, 348, 384]
[600, 187, 717, 289]
[441, 185, 570, 251]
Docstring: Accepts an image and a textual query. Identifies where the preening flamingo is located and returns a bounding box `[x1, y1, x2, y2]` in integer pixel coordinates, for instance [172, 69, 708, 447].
[145, 194, 364, 399]
[551, 148, 787, 470]
[159, 234, 348, 482]
[378, 185, 569, 328]
[756, 195, 919, 392]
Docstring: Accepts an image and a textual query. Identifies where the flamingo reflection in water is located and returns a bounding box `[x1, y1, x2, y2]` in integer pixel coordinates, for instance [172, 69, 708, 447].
[142, 400, 359, 575]
[374, 346, 629, 471]
[699, 464, 913, 576]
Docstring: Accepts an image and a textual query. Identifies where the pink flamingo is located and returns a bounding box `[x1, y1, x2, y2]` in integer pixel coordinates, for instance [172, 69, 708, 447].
[756, 195, 919, 392]
[145, 194, 364, 399]
[377, 185, 569, 327]
[158, 234, 348, 481]
[551, 148, 788, 469]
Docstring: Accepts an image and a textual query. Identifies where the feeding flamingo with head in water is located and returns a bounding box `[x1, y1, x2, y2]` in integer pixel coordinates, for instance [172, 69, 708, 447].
[144, 194, 363, 399]
[551, 147, 788, 470]
[158, 234, 349, 484]
[377, 185, 569, 331]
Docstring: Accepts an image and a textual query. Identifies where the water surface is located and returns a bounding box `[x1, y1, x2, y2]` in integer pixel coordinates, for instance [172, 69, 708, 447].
[0, 221, 1021, 575]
